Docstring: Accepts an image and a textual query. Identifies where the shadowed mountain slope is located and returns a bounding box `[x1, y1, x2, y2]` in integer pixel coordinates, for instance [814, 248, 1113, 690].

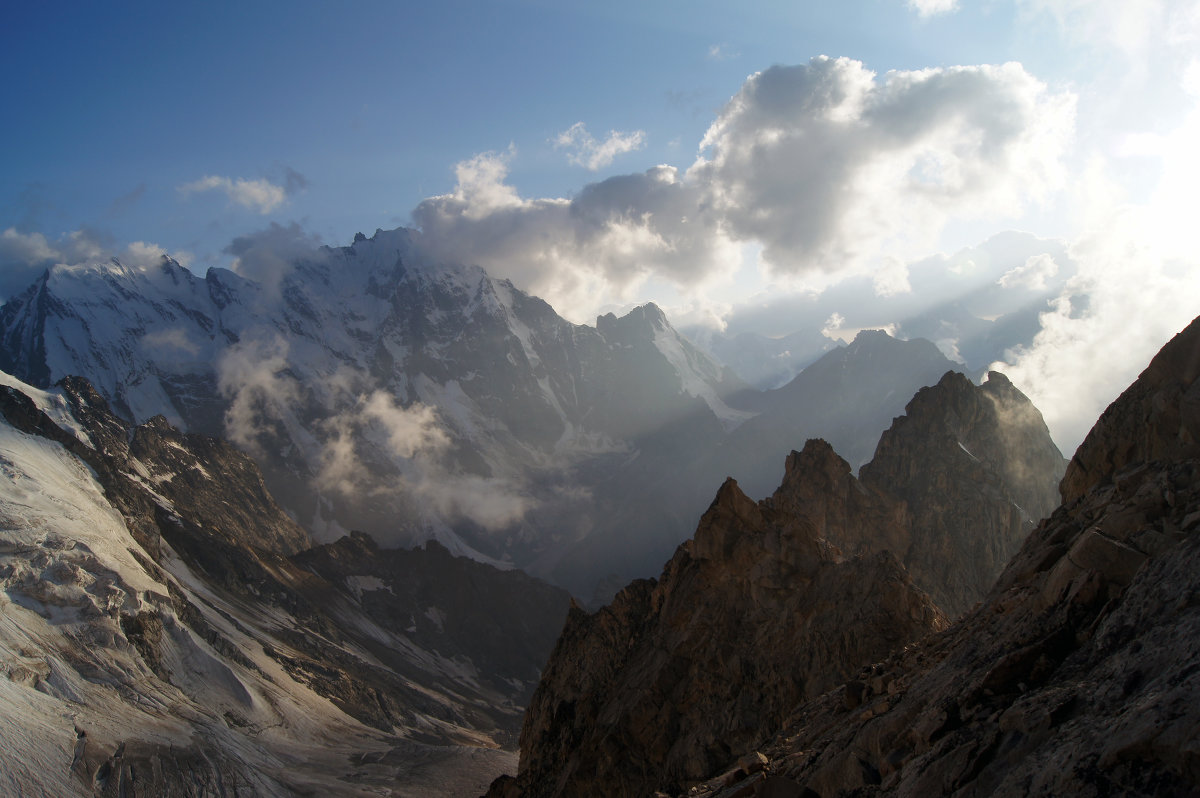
[658, 314, 1200, 797]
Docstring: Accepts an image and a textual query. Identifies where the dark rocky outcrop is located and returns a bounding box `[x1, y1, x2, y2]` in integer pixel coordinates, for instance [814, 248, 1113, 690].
[669, 314, 1200, 797]
[489, 443, 947, 798]
[487, 319, 1200, 798]
[1060, 314, 1200, 504]
[856, 370, 1065, 616]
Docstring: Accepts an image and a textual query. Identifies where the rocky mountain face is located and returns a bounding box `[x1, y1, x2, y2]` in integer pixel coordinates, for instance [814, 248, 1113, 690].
[488, 442, 948, 798]
[0, 229, 754, 597]
[854, 370, 1066, 616]
[0, 369, 569, 796]
[485, 364, 1067, 797]
[604, 314, 1200, 798]
[716, 331, 967, 501]
[1, 230, 1010, 601]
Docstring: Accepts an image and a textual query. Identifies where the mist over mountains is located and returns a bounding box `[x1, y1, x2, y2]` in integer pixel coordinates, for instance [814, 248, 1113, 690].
[0, 369, 568, 796]
[0, 226, 1026, 599]
[2, 226, 1198, 797]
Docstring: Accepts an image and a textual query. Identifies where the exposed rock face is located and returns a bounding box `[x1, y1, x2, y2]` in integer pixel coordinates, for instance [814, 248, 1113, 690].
[672, 314, 1200, 798]
[857, 370, 1065, 616]
[0, 370, 570, 796]
[488, 442, 947, 798]
[1061, 313, 1200, 504]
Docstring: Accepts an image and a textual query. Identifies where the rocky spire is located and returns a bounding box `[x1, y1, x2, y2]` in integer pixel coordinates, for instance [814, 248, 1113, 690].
[857, 369, 1065, 616]
[489, 445, 946, 798]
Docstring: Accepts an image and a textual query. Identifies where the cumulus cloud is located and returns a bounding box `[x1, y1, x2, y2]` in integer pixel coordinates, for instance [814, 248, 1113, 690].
[310, 387, 530, 530]
[820, 312, 846, 340]
[223, 221, 324, 294]
[412, 472, 530, 531]
[907, 0, 959, 17]
[412, 57, 1073, 324]
[177, 168, 306, 214]
[314, 390, 448, 497]
[984, 0, 1200, 456]
[216, 333, 301, 454]
[213, 331, 531, 531]
[993, 222, 1198, 455]
[412, 150, 740, 323]
[554, 122, 647, 171]
[997, 253, 1059, 291]
[0, 227, 186, 301]
[707, 43, 740, 61]
[872, 257, 912, 297]
[690, 57, 1075, 277]
[993, 108, 1200, 455]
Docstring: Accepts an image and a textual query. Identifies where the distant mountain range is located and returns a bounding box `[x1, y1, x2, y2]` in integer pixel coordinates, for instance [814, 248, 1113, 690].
[0, 226, 1012, 599]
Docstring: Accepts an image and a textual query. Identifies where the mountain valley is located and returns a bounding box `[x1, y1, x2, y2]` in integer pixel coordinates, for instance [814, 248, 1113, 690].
[2, 232, 1195, 798]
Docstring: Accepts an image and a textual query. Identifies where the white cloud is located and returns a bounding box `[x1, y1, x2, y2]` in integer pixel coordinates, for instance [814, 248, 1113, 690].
[412, 472, 530, 531]
[997, 253, 1059, 290]
[412, 152, 740, 323]
[0, 227, 57, 264]
[872, 257, 912, 297]
[222, 222, 324, 295]
[359, 391, 448, 459]
[178, 174, 288, 214]
[988, 6, 1200, 456]
[215, 333, 301, 455]
[993, 120, 1200, 455]
[821, 312, 846, 341]
[690, 57, 1075, 279]
[993, 225, 1199, 456]
[707, 43, 738, 61]
[1018, 0, 1174, 61]
[314, 390, 449, 499]
[141, 327, 201, 356]
[413, 57, 1072, 325]
[907, 0, 960, 17]
[554, 122, 647, 171]
[0, 227, 186, 301]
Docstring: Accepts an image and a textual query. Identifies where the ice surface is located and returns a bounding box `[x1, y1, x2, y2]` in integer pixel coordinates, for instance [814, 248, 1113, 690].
[0, 370, 524, 795]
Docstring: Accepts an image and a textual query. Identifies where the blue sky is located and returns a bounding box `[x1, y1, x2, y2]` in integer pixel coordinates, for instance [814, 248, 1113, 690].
[3, 0, 1200, 452]
[4, 1, 1035, 249]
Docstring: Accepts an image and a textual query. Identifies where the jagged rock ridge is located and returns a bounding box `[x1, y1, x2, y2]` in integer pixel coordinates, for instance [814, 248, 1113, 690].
[0, 370, 569, 796]
[0, 230, 981, 601]
[715, 330, 968, 501]
[662, 314, 1200, 797]
[854, 369, 1065, 616]
[485, 365, 1070, 797]
[489, 439, 948, 798]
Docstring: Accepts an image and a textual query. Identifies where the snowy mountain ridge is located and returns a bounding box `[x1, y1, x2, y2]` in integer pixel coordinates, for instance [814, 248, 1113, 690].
[0, 367, 570, 796]
[0, 227, 746, 583]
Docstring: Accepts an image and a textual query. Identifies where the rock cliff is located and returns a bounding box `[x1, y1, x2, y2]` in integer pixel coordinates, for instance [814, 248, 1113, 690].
[856, 370, 1065, 616]
[488, 442, 947, 798]
[669, 314, 1200, 797]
